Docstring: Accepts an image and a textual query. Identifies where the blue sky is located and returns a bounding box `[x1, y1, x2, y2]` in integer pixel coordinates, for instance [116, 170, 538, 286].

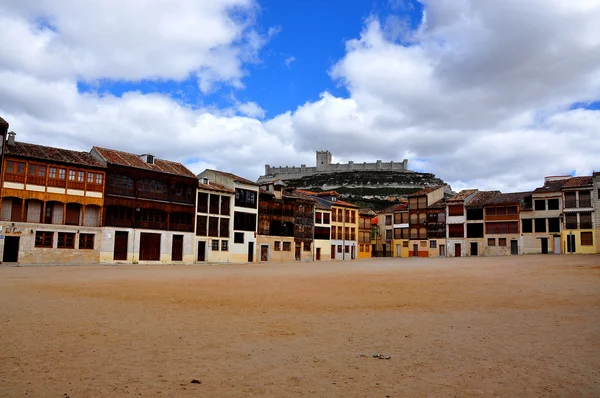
[1, 0, 599, 192]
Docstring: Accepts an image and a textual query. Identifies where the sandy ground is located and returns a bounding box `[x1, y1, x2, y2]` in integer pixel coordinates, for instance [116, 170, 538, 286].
[1, 255, 599, 398]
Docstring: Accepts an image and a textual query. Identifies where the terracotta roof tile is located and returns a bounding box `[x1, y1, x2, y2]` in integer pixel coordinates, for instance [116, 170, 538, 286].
[407, 185, 443, 197]
[379, 202, 408, 214]
[466, 190, 501, 208]
[563, 176, 593, 188]
[428, 198, 447, 209]
[334, 199, 359, 208]
[202, 169, 259, 186]
[198, 181, 234, 194]
[93, 147, 195, 178]
[488, 191, 532, 205]
[7, 142, 105, 169]
[358, 208, 377, 216]
[447, 189, 478, 202]
[533, 178, 569, 193]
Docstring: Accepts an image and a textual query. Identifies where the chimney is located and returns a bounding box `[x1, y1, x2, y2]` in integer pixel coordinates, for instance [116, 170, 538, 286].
[140, 154, 154, 164]
[7, 131, 16, 146]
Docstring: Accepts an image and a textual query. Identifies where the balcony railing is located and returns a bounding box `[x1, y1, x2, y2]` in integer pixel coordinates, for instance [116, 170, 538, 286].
[170, 223, 194, 232]
[137, 190, 169, 201]
[107, 186, 135, 197]
[27, 175, 46, 185]
[171, 195, 195, 205]
[5, 173, 25, 183]
[485, 214, 519, 221]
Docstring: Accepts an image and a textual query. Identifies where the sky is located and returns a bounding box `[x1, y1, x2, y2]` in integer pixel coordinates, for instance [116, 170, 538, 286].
[0, 0, 599, 193]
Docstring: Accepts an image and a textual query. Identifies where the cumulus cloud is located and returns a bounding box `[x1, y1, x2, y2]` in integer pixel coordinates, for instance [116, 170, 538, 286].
[284, 56, 296, 68]
[0, 0, 599, 192]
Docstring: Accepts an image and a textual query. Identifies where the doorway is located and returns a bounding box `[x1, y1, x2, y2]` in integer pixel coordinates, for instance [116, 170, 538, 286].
[413, 244, 418, 257]
[113, 231, 128, 261]
[260, 244, 269, 261]
[553, 236, 560, 254]
[197, 241, 206, 262]
[382, 244, 387, 257]
[247, 241, 254, 262]
[140, 233, 161, 261]
[566, 234, 576, 253]
[454, 243, 461, 257]
[439, 244, 445, 257]
[540, 238, 548, 254]
[171, 235, 183, 261]
[316, 247, 321, 260]
[470, 242, 478, 256]
[351, 246, 355, 260]
[3, 236, 19, 262]
[295, 242, 301, 261]
[331, 245, 336, 260]
[510, 240, 518, 255]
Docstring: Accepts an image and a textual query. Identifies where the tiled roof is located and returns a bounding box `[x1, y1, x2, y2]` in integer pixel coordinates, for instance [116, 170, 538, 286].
[93, 147, 195, 178]
[358, 208, 376, 217]
[408, 186, 443, 197]
[202, 169, 259, 186]
[379, 202, 407, 214]
[6, 141, 105, 169]
[447, 189, 478, 202]
[198, 181, 234, 194]
[428, 198, 447, 209]
[488, 191, 532, 205]
[311, 196, 332, 210]
[0, 116, 8, 129]
[533, 178, 569, 193]
[334, 199, 359, 208]
[563, 176, 592, 189]
[466, 190, 501, 208]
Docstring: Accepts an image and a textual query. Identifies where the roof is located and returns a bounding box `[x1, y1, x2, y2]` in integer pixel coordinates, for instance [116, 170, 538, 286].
[563, 176, 593, 189]
[198, 181, 234, 194]
[202, 169, 259, 186]
[311, 196, 332, 210]
[334, 199, 359, 208]
[6, 141, 105, 169]
[358, 208, 376, 217]
[428, 198, 447, 210]
[0, 116, 8, 129]
[93, 147, 195, 178]
[533, 178, 569, 193]
[408, 186, 443, 197]
[466, 191, 501, 208]
[379, 202, 408, 214]
[447, 189, 478, 203]
[488, 191, 532, 205]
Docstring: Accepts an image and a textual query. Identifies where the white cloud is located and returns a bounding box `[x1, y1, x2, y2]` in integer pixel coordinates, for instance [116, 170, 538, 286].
[284, 56, 296, 68]
[1, 0, 600, 193]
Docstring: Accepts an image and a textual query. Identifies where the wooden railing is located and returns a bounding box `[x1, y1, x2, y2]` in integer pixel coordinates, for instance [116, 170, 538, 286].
[485, 214, 519, 221]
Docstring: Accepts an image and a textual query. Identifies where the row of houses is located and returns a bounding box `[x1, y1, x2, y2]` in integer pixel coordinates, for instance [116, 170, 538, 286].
[373, 176, 600, 257]
[0, 116, 598, 264]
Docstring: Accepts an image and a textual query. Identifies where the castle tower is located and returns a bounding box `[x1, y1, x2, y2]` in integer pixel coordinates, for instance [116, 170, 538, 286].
[316, 150, 332, 171]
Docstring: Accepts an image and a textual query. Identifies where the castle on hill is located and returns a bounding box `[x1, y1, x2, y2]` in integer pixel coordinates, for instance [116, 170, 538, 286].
[258, 150, 411, 183]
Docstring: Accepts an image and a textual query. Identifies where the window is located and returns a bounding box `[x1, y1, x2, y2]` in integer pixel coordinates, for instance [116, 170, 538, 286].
[418, 213, 426, 224]
[210, 195, 220, 214]
[548, 218, 560, 233]
[564, 192, 576, 208]
[580, 213, 592, 229]
[410, 213, 418, 224]
[337, 245, 342, 253]
[403, 241, 409, 247]
[235, 188, 257, 208]
[138, 179, 167, 194]
[96, 174, 103, 184]
[234, 232, 244, 244]
[274, 241, 281, 251]
[448, 205, 463, 216]
[221, 240, 228, 251]
[57, 232, 75, 249]
[534, 200, 546, 211]
[234, 212, 257, 231]
[579, 191, 591, 208]
[534, 218, 546, 233]
[385, 230, 392, 240]
[466, 208, 484, 220]
[466, 223, 484, 238]
[197, 192, 209, 213]
[211, 240, 219, 250]
[196, 215, 207, 236]
[448, 224, 464, 238]
[303, 242, 311, 252]
[430, 240, 437, 248]
[87, 173, 95, 183]
[79, 234, 95, 250]
[6, 161, 26, 174]
[485, 222, 518, 234]
[49, 167, 56, 179]
[345, 245, 350, 253]
[488, 238, 496, 246]
[315, 212, 322, 224]
[359, 244, 364, 252]
[283, 242, 291, 251]
[420, 241, 427, 247]
[522, 219, 533, 233]
[219, 218, 230, 238]
[394, 228, 402, 239]
[315, 226, 330, 240]
[498, 238, 507, 247]
[547, 199, 559, 210]
[58, 168, 66, 180]
[35, 231, 53, 248]
[565, 213, 577, 229]
[393, 213, 401, 224]
[323, 213, 330, 224]
[208, 217, 219, 237]
[581, 232, 593, 246]
[220, 196, 230, 215]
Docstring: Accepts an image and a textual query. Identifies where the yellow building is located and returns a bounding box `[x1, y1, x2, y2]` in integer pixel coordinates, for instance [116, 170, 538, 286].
[561, 176, 595, 254]
[358, 208, 375, 259]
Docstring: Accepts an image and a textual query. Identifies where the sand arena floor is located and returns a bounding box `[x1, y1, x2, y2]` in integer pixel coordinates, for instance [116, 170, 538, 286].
[1, 255, 599, 397]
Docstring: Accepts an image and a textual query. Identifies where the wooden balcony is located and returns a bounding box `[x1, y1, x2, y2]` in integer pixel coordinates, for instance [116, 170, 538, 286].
[170, 223, 194, 232]
[107, 186, 135, 197]
[5, 173, 25, 183]
[27, 175, 46, 186]
[485, 214, 519, 222]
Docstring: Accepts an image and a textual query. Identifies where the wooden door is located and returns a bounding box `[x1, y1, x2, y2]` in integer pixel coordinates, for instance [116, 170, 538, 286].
[260, 245, 269, 261]
[140, 233, 161, 261]
[454, 243, 461, 257]
[470, 242, 478, 256]
[247, 242, 254, 262]
[3, 236, 19, 262]
[331, 245, 335, 260]
[413, 244, 418, 257]
[295, 244, 301, 261]
[541, 238, 548, 254]
[197, 241, 206, 262]
[11, 199, 22, 222]
[65, 204, 80, 225]
[171, 235, 183, 261]
[114, 231, 128, 261]
[510, 240, 518, 255]
[316, 248, 321, 260]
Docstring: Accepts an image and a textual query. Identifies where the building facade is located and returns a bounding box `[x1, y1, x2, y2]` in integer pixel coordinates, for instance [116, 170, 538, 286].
[195, 178, 234, 263]
[408, 186, 445, 257]
[91, 147, 197, 264]
[446, 189, 479, 257]
[358, 208, 375, 258]
[483, 192, 530, 256]
[561, 177, 595, 254]
[0, 129, 106, 264]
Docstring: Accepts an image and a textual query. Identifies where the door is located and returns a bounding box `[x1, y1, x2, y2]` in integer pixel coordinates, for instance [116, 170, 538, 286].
[247, 241, 254, 262]
[260, 245, 269, 261]
[113, 231, 128, 261]
[413, 244, 418, 257]
[510, 240, 518, 255]
[567, 234, 576, 253]
[382, 244, 387, 257]
[316, 248, 321, 260]
[396, 245, 401, 257]
[351, 246, 355, 260]
[439, 245, 445, 257]
[3, 236, 19, 262]
[197, 241, 206, 262]
[371, 244, 376, 257]
[140, 232, 161, 261]
[470, 242, 478, 256]
[11, 199, 22, 222]
[295, 243, 301, 261]
[540, 238, 548, 254]
[553, 236, 561, 254]
[454, 243, 461, 257]
[331, 245, 336, 260]
[171, 235, 183, 261]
